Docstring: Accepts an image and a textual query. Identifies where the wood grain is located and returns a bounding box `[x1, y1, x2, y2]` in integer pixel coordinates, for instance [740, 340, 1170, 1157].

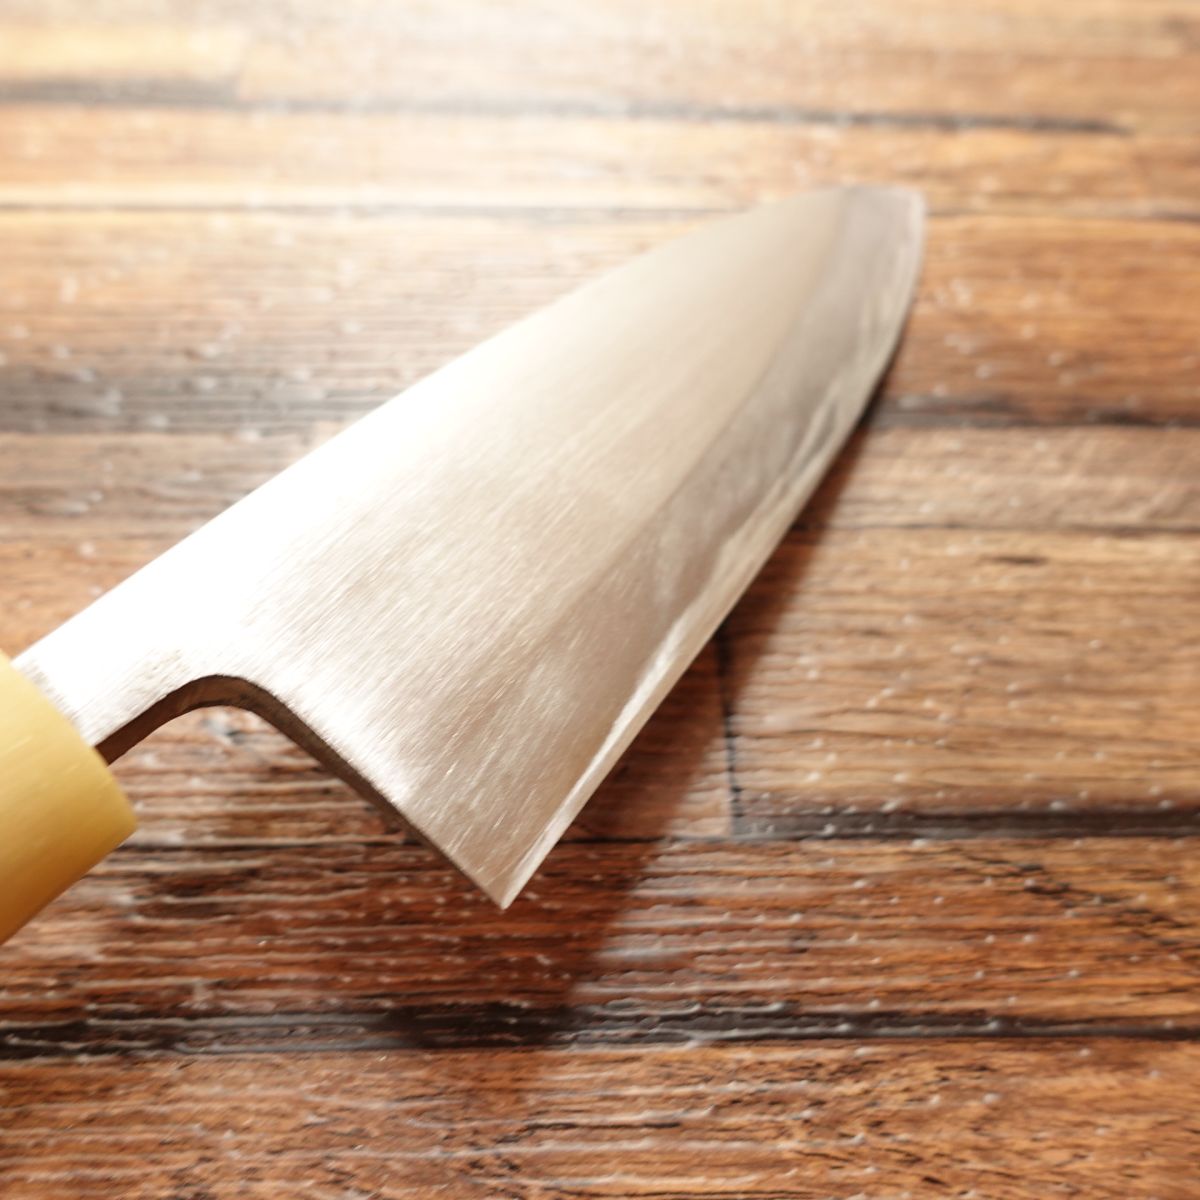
[726, 526, 1200, 826]
[1, 1041, 1196, 1199]
[0, 107, 1155, 214]
[2, 0, 1199, 132]
[3, 837, 1200, 1052]
[1, 213, 1198, 434]
[2, 0, 1200, 1194]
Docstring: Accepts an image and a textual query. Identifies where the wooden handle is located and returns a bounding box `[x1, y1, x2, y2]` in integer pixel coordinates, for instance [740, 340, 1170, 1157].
[0, 654, 136, 945]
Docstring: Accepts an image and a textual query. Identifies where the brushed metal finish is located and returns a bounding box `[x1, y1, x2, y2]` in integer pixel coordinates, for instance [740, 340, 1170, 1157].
[16, 187, 924, 905]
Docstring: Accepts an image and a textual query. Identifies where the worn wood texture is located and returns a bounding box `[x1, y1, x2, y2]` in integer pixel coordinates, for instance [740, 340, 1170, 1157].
[2, 1042, 1197, 1199]
[5, 835, 1200, 1051]
[2, 1, 1199, 1195]
[1, 213, 1197, 435]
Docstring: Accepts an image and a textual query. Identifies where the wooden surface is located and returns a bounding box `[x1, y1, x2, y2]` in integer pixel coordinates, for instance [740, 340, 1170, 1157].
[1, 1, 1198, 1195]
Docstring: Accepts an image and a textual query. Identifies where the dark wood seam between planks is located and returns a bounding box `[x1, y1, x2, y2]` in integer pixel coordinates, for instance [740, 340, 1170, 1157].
[712, 622, 745, 827]
[0, 83, 1129, 133]
[3, 400, 1198, 436]
[930, 206, 1200, 226]
[2, 1010, 1199, 1059]
[790, 521, 1200, 538]
[729, 808, 1200, 841]
[874, 405, 1200, 432]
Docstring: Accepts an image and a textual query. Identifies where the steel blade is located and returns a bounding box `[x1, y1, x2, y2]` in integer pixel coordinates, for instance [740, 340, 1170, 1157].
[17, 186, 924, 905]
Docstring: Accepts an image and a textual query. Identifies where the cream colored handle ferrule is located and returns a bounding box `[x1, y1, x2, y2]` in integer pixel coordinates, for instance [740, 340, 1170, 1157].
[0, 654, 136, 945]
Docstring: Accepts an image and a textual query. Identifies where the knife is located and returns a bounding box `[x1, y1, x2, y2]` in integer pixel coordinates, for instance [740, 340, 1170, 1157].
[0, 186, 924, 944]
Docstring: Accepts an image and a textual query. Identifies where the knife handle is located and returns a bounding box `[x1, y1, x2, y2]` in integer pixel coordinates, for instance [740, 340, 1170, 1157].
[0, 654, 136, 945]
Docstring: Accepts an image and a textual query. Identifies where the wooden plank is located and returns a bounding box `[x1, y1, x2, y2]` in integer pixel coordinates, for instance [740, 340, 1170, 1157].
[0, 1040, 1195, 1198]
[891, 215, 1200, 427]
[1, 1, 1197, 132]
[0, 540, 162, 651]
[3, 837, 1200, 1050]
[0, 107, 1156, 215]
[1142, 135, 1200, 215]
[0, 24, 246, 91]
[1, 212, 1198, 433]
[726, 526, 1200, 826]
[0, 433, 311, 542]
[812, 426, 1200, 533]
[239, 36, 1200, 138]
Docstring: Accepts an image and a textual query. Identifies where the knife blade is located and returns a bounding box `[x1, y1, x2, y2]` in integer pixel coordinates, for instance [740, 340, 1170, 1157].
[0, 185, 923, 942]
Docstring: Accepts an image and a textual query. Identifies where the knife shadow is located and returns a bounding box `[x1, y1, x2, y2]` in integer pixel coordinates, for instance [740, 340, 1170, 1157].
[348, 425, 871, 1061]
